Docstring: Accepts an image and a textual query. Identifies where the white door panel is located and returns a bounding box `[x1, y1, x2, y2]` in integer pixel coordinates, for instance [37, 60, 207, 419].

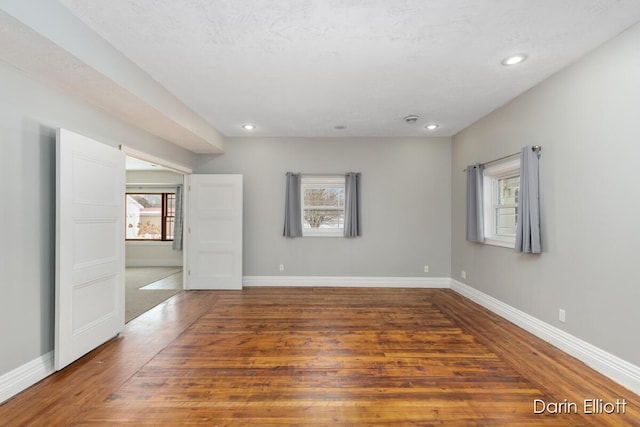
[187, 175, 243, 290]
[55, 129, 125, 370]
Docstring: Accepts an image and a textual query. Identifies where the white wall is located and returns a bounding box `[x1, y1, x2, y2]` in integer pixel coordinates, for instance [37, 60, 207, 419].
[196, 137, 452, 278]
[451, 24, 640, 366]
[0, 61, 196, 376]
[125, 170, 184, 267]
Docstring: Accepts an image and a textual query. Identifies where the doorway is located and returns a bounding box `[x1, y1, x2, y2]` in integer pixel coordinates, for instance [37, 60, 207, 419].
[57, 137, 244, 370]
[124, 156, 185, 322]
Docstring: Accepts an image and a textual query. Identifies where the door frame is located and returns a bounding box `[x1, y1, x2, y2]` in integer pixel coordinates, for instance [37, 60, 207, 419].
[119, 145, 193, 289]
[55, 142, 201, 370]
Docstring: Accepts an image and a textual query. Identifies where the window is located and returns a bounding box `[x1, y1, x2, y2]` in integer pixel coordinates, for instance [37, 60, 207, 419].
[301, 176, 345, 236]
[483, 159, 520, 247]
[126, 193, 175, 241]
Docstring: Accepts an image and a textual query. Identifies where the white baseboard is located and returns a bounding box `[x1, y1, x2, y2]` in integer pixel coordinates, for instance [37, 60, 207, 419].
[0, 351, 54, 404]
[450, 279, 640, 395]
[243, 276, 451, 288]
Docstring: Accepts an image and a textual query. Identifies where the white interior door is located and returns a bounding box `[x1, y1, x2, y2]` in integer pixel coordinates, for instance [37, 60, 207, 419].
[186, 174, 243, 290]
[55, 129, 125, 370]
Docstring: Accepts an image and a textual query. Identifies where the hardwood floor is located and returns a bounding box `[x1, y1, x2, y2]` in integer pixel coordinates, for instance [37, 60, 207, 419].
[1, 288, 638, 426]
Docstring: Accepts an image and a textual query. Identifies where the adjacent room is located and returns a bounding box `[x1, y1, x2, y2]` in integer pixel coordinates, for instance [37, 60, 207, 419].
[1, 1, 640, 425]
[124, 157, 184, 323]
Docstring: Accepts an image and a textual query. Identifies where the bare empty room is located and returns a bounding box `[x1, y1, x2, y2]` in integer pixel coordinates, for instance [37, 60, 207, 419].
[1, 1, 640, 425]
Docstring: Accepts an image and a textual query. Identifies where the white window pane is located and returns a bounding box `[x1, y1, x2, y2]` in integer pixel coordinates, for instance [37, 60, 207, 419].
[303, 209, 344, 229]
[495, 207, 518, 236]
[483, 159, 520, 246]
[126, 194, 162, 240]
[303, 187, 344, 208]
[498, 176, 519, 205]
[300, 176, 346, 235]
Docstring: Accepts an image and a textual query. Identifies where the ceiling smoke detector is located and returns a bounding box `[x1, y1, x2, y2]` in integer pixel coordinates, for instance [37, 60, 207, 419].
[404, 115, 419, 124]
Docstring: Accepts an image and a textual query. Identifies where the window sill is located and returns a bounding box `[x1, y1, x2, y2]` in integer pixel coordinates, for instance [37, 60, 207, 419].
[483, 238, 515, 249]
[301, 233, 344, 238]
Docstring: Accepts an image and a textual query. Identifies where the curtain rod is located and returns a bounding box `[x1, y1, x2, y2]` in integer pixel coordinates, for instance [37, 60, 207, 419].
[463, 145, 542, 172]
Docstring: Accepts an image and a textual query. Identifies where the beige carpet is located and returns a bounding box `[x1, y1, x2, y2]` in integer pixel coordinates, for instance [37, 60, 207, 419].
[125, 267, 183, 323]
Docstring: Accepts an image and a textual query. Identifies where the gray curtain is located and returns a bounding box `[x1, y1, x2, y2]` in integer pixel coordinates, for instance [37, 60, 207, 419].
[344, 172, 361, 237]
[515, 146, 542, 253]
[283, 172, 302, 237]
[466, 163, 484, 242]
[172, 184, 183, 251]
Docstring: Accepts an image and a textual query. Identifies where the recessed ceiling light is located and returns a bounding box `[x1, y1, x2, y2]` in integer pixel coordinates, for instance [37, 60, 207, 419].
[404, 115, 419, 124]
[334, 125, 347, 130]
[242, 123, 255, 131]
[425, 124, 439, 131]
[502, 54, 527, 66]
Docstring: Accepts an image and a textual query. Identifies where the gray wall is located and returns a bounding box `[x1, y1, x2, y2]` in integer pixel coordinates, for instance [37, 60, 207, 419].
[5, 12, 638, 390]
[451, 24, 640, 366]
[196, 137, 452, 277]
[0, 61, 196, 376]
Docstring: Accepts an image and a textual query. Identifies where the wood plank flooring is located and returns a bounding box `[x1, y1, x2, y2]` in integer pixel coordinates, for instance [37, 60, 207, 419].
[1, 287, 638, 426]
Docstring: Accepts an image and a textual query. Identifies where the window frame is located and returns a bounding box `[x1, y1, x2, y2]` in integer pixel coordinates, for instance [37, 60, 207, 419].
[300, 175, 346, 237]
[125, 192, 176, 241]
[482, 158, 520, 248]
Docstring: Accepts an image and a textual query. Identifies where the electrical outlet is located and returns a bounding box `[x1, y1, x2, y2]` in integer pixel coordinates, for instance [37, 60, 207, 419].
[559, 309, 566, 323]
[279, 264, 285, 272]
[424, 265, 429, 273]
[461, 270, 467, 279]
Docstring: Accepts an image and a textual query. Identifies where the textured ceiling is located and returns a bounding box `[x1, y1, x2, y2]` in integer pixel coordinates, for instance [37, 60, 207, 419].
[0, 5, 225, 153]
[50, 1, 640, 138]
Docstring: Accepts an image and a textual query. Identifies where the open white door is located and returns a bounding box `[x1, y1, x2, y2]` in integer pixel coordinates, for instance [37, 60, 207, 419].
[186, 174, 243, 290]
[55, 129, 125, 370]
